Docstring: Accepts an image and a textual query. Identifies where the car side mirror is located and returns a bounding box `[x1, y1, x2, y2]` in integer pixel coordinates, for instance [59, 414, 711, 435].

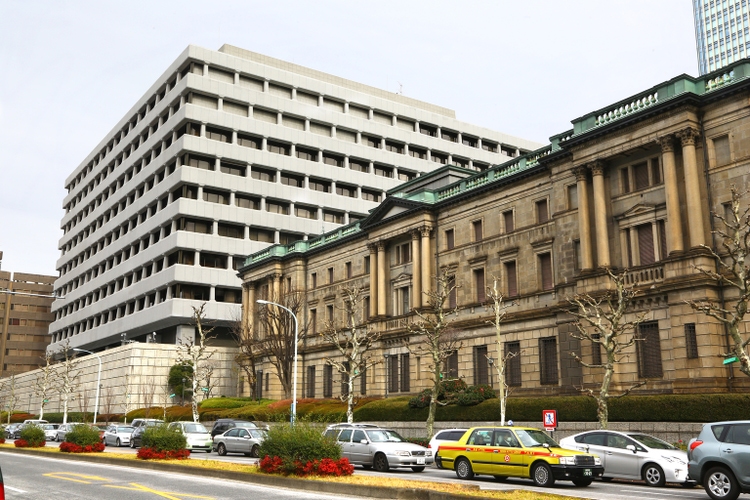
[360, 439, 368, 444]
[626, 444, 636, 453]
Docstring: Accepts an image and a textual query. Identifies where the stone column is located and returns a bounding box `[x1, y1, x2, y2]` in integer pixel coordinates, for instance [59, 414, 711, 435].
[243, 283, 256, 335]
[377, 241, 387, 316]
[678, 127, 706, 248]
[420, 226, 432, 306]
[590, 161, 610, 268]
[411, 230, 422, 309]
[573, 166, 593, 270]
[368, 244, 378, 318]
[658, 135, 683, 254]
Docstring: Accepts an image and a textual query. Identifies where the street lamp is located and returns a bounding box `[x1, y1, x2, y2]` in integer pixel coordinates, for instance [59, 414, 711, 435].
[73, 348, 102, 424]
[257, 299, 298, 425]
[383, 354, 390, 399]
[182, 377, 186, 405]
[488, 357, 494, 388]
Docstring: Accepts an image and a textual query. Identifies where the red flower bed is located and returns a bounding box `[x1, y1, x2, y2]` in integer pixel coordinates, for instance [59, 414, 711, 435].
[14, 439, 46, 448]
[0, 438, 5, 444]
[259, 455, 354, 477]
[59, 441, 105, 453]
[137, 447, 191, 460]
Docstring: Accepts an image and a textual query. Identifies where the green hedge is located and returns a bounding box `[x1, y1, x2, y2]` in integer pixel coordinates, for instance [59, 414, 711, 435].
[198, 397, 260, 410]
[258, 423, 340, 474]
[65, 424, 101, 446]
[20, 425, 46, 446]
[143, 424, 187, 452]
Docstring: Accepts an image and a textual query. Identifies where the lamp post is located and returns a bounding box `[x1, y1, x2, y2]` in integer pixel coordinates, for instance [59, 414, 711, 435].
[181, 377, 186, 406]
[383, 354, 389, 399]
[488, 357, 494, 388]
[257, 299, 298, 425]
[73, 348, 102, 424]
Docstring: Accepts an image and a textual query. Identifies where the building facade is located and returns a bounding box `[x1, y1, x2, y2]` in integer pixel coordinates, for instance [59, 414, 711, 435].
[48, 44, 539, 355]
[239, 61, 750, 400]
[693, 0, 750, 74]
[0, 265, 56, 377]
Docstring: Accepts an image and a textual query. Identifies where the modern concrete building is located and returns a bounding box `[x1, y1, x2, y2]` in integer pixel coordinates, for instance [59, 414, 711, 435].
[47, 44, 540, 356]
[239, 59, 750, 400]
[693, 0, 750, 74]
[0, 258, 56, 377]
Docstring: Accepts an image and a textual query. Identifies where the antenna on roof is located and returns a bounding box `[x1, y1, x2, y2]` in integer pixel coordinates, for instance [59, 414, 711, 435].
[396, 82, 403, 95]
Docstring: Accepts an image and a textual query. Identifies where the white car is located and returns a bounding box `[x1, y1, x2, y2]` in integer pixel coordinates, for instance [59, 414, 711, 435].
[428, 428, 467, 468]
[168, 421, 213, 452]
[559, 430, 694, 487]
[102, 425, 134, 447]
[41, 424, 59, 441]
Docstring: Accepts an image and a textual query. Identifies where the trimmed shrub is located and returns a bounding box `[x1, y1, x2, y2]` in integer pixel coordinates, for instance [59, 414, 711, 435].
[199, 397, 259, 410]
[258, 423, 341, 475]
[65, 424, 102, 446]
[457, 384, 496, 406]
[259, 455, 354, 476]
[60, 441, 105, 453]
[20, 425, 46, 447]
[142, 424, 187, 452]
[137, 447, 190, 460]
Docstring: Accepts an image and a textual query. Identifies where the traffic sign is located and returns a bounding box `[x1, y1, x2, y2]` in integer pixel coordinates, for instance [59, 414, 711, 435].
[201, 387, 209, 392]
[543, 409, 557, 430]
[723, 356, 739, 365]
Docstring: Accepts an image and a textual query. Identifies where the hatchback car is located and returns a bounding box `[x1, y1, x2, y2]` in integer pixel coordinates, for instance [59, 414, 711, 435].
[168, 422, 213, 452]
[41, 424, 60, 442]
[560, 430, 692, 487]
[325, 424, 433, 472]
[210, 419, 258, 438]
[428, 429, 468, 468]
[213, 427, 267, 457]
[437, 426, 603, 487]
[688, 420, 750, 500]
[102, 425, 134, 447]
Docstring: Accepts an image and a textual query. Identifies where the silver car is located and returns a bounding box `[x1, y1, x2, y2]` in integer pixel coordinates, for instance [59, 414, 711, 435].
[168, 422, 213, 452]
[213, 427, 266, 457]
[102, 425, 134, 447]
[54, 423, 83, 442]
[688, 420, 750, 500]
[41, 424, 59, 442]
[560, 430, 692, 487]
[325, 424, 433, 472]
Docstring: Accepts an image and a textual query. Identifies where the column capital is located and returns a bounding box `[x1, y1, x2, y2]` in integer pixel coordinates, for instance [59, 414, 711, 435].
[657, 134, 675, 153]
[367, 243, 379, 254]
[376, 240, 387, 252]
[419, 225, 433, 238]
[588, 160, 605, 176]
[242, 281, 257, 291]
[410, 229, 421, 240]
[572, 166, 588, 181]
[678, 127, 700, 146]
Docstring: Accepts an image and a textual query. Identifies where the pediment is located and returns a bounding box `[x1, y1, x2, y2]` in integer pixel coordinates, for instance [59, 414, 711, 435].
[618, 203, 656, 219]
[360, 196, 427, 229]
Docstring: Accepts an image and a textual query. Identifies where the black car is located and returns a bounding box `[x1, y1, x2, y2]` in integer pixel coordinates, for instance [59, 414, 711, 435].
[129, 421, 162, 448]
[210, 419, 257, 438]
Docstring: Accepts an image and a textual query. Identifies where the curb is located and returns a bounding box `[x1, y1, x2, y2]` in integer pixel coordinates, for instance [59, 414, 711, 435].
[0, 447, 482, 500]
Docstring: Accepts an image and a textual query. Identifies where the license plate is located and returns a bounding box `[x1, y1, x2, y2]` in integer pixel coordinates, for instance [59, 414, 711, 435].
[416, 458, 425, 465]
[583, 469, 592, 476]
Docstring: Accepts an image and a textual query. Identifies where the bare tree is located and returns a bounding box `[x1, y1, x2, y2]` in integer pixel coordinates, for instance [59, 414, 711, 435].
[160, 383, 173, 421]
[176, 303, 216, 422]
[688, 185, 750, 377]
[33, 353, 56, 420]
[101, 385, 116, 423]
[320, 286, 381, 423]
[230, 310, 259, 399]
[119, 372, 134, 423]
[1, 375, 19, 425]
[486, 277, 518, 426]
[406, 271, 462, 439]
[142, 381, 156, 418]
[56, 341, 81, 424]
[78, 388, 91, 422]
[568, 268, 648, 429]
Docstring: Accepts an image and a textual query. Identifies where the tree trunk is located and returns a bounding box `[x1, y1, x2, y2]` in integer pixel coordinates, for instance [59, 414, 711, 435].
[346, 377, 355, 424]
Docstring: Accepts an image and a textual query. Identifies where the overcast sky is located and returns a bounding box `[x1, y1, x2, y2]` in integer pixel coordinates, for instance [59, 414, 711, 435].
[0, 0, 697, 277]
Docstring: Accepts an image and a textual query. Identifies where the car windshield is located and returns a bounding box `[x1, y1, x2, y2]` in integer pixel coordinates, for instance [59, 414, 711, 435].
[629, 433, 676, 450]
[367, 429, 405, 442]
[184, 424, 208, 433]
[249, 429, 266, 439]
[117, 426, 134, 433]
[515, 429, 560, 448]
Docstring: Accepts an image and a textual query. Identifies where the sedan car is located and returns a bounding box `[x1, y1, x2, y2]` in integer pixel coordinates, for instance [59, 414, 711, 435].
[4, 424, 20, 439]
[560, 430, 692, 487]
[325, 424, 433, 472]
[41, 424, 59, 442]
[130, 421, 162, 448]
[102, 425, 134, 447]
[437, 426, 603, 487]
[688, 420, 750, 500]
[213, 427, 266, 457]
[54, 423, 82, 442]
[428, 428, 468, 468]
[168, 422, 213, 452]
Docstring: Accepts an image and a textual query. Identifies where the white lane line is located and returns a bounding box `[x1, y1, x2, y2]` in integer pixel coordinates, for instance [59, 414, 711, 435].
[618, 488, 700, 498]
[5, 485, 28, 493]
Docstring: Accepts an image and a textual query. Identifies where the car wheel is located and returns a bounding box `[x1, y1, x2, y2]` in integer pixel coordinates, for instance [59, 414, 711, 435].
[217, 443, 227, 456]
[573, 478, 593, 487]
[116, 438, 121, 447]
[130, 440, 135, 449]
[705, 466, 740, 500]
[373, 453, 389, 472]
[643, 463, 665, 487]
[411, 466, 425, 472]
[251, 445, 260, 458]
[532, 463, 555, 487]
[455, 458, 474, 480]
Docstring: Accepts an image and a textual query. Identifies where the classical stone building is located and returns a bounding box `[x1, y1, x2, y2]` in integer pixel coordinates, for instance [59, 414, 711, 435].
[239, 61, 750, 400]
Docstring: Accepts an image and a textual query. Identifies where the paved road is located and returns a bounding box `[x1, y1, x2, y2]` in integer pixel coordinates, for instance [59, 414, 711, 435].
[0, 452, 368, 500]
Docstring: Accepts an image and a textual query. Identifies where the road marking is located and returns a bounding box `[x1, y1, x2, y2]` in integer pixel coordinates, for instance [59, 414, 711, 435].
[43, 472, 111, 484]
[4, 486, 28, 493]
[104, 483, 215, 500]
[618, 488, 698, 497]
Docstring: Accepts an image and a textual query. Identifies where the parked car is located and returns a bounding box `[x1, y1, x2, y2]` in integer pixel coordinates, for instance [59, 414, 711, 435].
[210, 419, 258, 438]
[41, 424, 60, 442]
[436, 426, 603, 487]
[54, 423, 83, 442]
[92, 424, 108, 441]
[168, 422, 213, 452]
[688, 420, 750, 500]
[213, 427, 267, 457]
[559, 429, 693, 487]
[428, 428, 468, 468]
[13, 419, 48, 439]
[324, 423, 433, 472]
[129, 418, 164, 428]
[130, 420, 163, 448]
[4, 424, 20, 439]
[102, 425, 134, 447]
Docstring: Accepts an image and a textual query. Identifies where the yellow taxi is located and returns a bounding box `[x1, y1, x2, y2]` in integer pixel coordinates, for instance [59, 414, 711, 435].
[436, 426, 604, 487]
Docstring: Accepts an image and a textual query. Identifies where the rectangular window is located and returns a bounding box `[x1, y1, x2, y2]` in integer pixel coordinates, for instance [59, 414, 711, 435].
[539, 253, 553, 291]
[633, 162, 649, 190]
[199, 252, 227, 268]
[267, 141, 290, 156]
[374, 164, 393, 178]
[323, 365, 333, 398]
[651, 158, 661, 184]
[536, 199, 549, 224]
[396, 286, 410, 315]
[388, 356, 399, 393]
[205, 125, 230, 143]
[685, 323, 699, 359]
[345, 262, 352, 279]
[266, 201, 289, 215]
[326, 304, 334, 322]
[328, 267, 334, 284]
[503, 210, 514, 233]
[218, 223, 243, 239]
[361, 189, 381, 202]
[385, 141, 404, 154]
[445, 229, 455, 250]
[235, 195, 260, 210]
[400, 353, 410, 392]
[714, 135, 731, 166]
[396, 242, 411, 264]
[307, 366, 316, 398]
[323, 210, 344, 224]
[359, 365, 367, 395]
[448, 275, 457, 309]
[567, 184, 578, 210]
[621, 167, 631, 193]
[310, 179, 331, 193]
[349, 159, 368, 173]
[249, 228, 273, 242]
[251, 167, 275, 182]
[591, 333, 602, 366]
[637, 224, 655, 265]
[203, 189, 229, 205]
[444, 351, 459, 379]
[505, 261, 518, 297]
[336, 184, 356, 198]
[539, 337, 559, 385]
[474, 345, 489, 385]
[362, 135, 381, 148]
[311, 273, 317, 289]
[295, 147, 317, 162]
[237, 133, 261, 149]
[637, 321, 664, 378]
[474, 268, 486, 303]
[220, 161, 246, 177]
[341, 362, 350, 397]
[473, 220, 483, 241]
[505, 341, 522, 387]
[294, 205, 317, 219]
